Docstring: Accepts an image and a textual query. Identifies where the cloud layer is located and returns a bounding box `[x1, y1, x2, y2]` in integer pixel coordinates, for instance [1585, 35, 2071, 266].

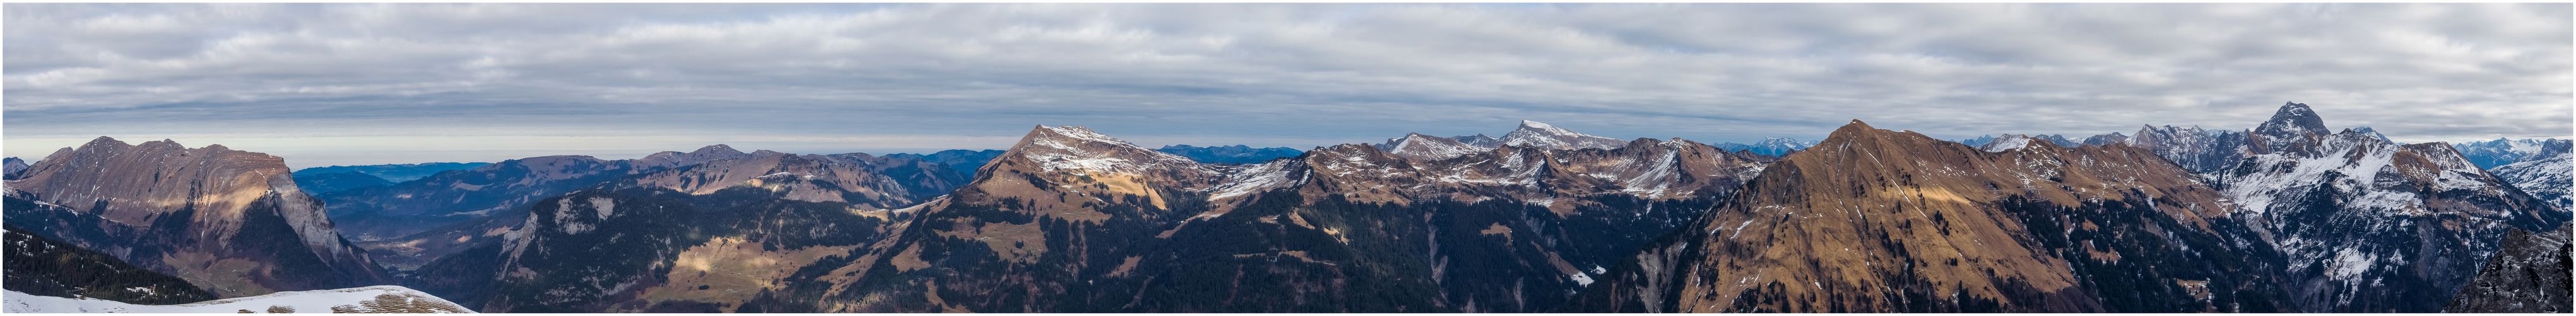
[7, 4, 2568, 166]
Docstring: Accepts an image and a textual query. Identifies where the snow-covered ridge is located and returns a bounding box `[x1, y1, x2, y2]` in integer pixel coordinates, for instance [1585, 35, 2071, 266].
[2495, 154, 2573, 210]
[1018, 125, 1212, 176]
[1376, 133, 1482, 161]
[6, 286, 471, 313]
[1501, 120, 1627, 150]
[1978, 135, 2037, 152]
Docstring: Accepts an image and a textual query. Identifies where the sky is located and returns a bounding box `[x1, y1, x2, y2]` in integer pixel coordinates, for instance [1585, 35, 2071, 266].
[6, 3, 2570, 169]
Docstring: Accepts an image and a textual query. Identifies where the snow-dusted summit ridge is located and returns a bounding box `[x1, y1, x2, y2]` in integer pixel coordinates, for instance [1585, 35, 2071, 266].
[1012, 125, 1213, 176]
[1375, 133, 1483, 161]
[1500, 120, 1627, 150]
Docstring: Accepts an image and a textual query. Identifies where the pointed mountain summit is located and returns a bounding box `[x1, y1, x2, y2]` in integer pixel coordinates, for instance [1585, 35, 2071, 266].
[2254, 102, 2328, 138]
[2250, 102, 2331, 154]
[4, 137, 389, 297]
[1501, 120, 1628, 150]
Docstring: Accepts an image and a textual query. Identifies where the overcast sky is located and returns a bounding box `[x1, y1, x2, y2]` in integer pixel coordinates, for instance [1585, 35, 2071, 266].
[6, 3, 2569, 169]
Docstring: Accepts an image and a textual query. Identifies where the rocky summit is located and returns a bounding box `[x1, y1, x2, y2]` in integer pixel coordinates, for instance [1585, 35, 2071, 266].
[3, 137, 389, 298]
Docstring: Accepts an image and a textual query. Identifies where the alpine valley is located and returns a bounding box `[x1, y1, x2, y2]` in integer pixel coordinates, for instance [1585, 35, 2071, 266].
[4, 104, 2568, 313]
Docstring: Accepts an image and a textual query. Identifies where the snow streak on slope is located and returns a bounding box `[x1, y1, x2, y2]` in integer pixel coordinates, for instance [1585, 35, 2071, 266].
[5, 286, 471, 313]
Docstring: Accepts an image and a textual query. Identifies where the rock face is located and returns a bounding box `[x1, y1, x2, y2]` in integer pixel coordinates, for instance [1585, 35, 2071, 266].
[1155, 145, 1303, 164]
[292, 162, 493, 183]
[2126, 125, 2251, 173]
[750, 124, 1768, 312]
[2444, 222, 2573, 313]
[2117, 102, 2569, 312]
[2205, 104, 2564, 313]
[292, 172, 396, 195]
[1565, 121, 2292, 312]
[5, 224, 218, 305]
[2, 137, 389, 297]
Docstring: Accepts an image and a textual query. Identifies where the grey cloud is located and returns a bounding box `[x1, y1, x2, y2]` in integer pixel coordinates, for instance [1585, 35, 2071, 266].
[3, 3, 2567, 164]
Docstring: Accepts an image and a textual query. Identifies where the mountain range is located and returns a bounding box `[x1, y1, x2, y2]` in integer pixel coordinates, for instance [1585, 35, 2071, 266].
[4, 107, 2567, 313]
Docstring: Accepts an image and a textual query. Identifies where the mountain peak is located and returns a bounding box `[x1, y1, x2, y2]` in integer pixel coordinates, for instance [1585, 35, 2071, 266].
[692, 144, 743, 155]
[1377, 132, 1480, 160]
[2255, 102, 2329, 137]
[1008, 125, 1202, 174]
[1501, 120, 1625, 150]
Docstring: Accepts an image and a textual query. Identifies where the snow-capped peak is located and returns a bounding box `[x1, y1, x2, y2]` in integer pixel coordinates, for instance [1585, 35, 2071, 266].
[1375, 133, 1481, 161]
[1501, 120, 1626, 150]
[2254, 102, 2329, 138]
[1011, 125, 1207, 175]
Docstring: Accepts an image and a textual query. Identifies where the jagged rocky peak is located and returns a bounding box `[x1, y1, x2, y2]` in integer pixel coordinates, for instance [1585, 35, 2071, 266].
[1375, 132, 1482, 160]
[1502, 120, 1628, 150]
[2255, 102, 2329, 138]
[2250, 102, 2332, 154]
[2126, 124, 2250, 173]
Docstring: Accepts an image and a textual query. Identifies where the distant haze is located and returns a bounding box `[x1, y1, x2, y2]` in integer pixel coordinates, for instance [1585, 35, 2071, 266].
[7, 4, 2567, 167]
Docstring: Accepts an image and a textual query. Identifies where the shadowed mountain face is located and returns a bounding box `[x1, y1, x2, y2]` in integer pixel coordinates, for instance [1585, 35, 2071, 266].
[1565, 121, 2293, 313]
[732, 124, 1767, 313]
[2444, 222, 2573, 313]
[4, 157, 27, 179]
[5, 224, 219, 305]
[3, 137, 389, 298]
